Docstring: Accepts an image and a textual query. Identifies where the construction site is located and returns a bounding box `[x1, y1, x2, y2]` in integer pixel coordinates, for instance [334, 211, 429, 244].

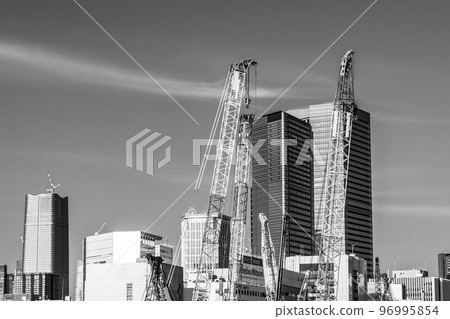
[139, 51, 386, 301]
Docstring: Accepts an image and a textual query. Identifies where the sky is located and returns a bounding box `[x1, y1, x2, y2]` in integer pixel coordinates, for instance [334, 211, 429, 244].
[1, 0, 450, 297]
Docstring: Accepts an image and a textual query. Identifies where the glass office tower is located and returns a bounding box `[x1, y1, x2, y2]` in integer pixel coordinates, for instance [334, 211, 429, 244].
[22, 192, 69, 299]
[251, 111, 315, 261]
[292, 103, 374, 277]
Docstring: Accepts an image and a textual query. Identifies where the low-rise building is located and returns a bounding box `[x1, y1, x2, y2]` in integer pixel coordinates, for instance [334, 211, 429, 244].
[285, 254, 368, 301]
[79, 231, 183, 301]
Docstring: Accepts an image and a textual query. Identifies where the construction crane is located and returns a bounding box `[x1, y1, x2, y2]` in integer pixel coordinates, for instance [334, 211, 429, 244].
[94, 223, 106, 236]
[297, 270, 311, 301]
[277, 212, 289, 301]
[317, 50, 357, 301]
[226, 113, 254, 301]
[381, 273, 393, 301]
[193, 58, 256, 301]
[259, 213, 278, 301]
[375, 257, 382, 301]
[144, 253, 166, 301]
[46, 172, 61, 194]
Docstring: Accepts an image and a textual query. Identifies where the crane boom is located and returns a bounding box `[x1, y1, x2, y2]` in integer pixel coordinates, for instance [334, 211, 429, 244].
[259, 213, 278, 301]
[226, 113, 254, 301]
[193, 58, 256, 301]
[144, 254, 166, 301]
[317, 50, 357, 301]
[375, 257, 382, 301]
[297, 270, 311, 301]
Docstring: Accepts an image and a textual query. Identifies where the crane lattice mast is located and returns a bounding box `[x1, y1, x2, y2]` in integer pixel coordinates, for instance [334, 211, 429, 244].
[193, 58, 256, 301]
[375, 257, 382, 301]
[259, 213, 278, 301]
[226, 113, 254, 301]
[317, 50, 357, 301]
[297, 270, 311, 301]
[144, 254, 166, 301]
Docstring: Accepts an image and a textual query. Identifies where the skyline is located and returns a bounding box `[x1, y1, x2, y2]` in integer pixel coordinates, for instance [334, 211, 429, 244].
[1, 0, 450, 298]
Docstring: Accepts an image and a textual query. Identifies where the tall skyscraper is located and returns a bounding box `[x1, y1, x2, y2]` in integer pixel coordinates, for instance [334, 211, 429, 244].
[438, 253, 450, 279]
[181, 208, 231, 277]
[21, 189, 69, 299]
[251, 111, 315, 261]
[0, 265, 7, 297]
[290, 103, 374, 277]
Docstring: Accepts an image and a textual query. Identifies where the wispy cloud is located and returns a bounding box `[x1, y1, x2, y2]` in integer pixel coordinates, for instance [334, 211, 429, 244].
[0, 39, 338, 102]
[0, 40, 296, 100]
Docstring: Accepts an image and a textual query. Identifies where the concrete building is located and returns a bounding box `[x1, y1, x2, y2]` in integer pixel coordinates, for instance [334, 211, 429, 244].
[2, 293, 40, 301]
[367, 280, 406, 301]
[22, 191, 69, 299]
[391, 277, 450, 301]
[393, 268, 428, 278]
[289, 104, 374, 277]
[14, 273, 61, 300]
[81, 231, 183, 301]
[181, 208, 231, 277]
[387, 268, 450, 301]
[285, 254, 368, 301]
[438, 253, 450, 279]
[184, 254, 305, 301]
[251, 111, 315, 260]
[7, 274, 14, 294]
[75, 260, 83, 301]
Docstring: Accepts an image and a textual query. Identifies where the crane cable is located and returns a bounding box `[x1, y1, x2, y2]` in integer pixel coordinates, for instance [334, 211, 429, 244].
[191, 70, 231, 207]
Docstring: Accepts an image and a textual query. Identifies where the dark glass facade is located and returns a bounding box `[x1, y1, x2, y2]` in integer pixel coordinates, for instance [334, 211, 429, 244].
[251, 111, 315, 261]
[22, 193, 69, 299]
[305, 103, 374, 277]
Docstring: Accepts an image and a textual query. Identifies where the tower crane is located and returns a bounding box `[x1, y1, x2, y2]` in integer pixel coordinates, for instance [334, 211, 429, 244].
[193, 58, 256, 301]
[375, 257, 382, 301]
[46, 172, 61, 194]
[297, 269, 311, 301]
[259, 213, 278, 301]
[380, 274, 393, 301]
[226, 113, 254, 301]
[317, 50, 357, 301]
[144, 253, 166, 301]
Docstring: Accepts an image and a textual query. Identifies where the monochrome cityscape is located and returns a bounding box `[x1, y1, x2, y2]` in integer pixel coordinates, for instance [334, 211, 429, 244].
[1, 0, 450, 305]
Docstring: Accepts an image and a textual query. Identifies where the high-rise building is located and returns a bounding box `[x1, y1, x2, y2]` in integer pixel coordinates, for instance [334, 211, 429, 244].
[289, 103, 374, 277]
[181, 208, 231, 276]
[438, 253, 450, 279]
[251, 111, 315, 261]
[15, 273, 61, 300]
[22, 191, 69, 299]
[75, 260, 83, 301]
[0, 265, 6, 297]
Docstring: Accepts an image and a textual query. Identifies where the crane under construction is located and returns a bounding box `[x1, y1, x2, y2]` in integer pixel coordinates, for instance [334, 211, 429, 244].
[375, 257, 393, 301]
[259, 213, 278, 301]
[193, 58, 256, 301]
[317, 50, 357, 301]
[226, 113, 254, 301]
[144, 253, 166, 301]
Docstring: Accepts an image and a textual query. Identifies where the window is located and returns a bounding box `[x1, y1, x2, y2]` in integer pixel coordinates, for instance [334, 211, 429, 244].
[126, 283, 133, 301]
